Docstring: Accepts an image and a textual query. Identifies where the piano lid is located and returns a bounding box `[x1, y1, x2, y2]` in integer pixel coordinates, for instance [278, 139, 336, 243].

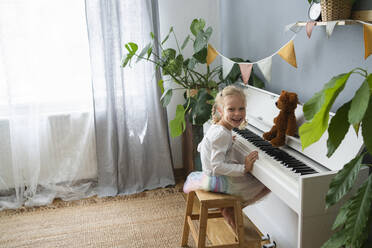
[240, 84, 364, 171]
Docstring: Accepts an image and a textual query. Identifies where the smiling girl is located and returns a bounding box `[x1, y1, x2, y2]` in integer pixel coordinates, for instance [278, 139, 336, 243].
[183, 85, 269, 230]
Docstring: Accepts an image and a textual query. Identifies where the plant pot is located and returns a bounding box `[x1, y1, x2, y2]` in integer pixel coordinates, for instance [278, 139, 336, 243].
[320, 0, 352, 21]
[182, 118, 204, 174]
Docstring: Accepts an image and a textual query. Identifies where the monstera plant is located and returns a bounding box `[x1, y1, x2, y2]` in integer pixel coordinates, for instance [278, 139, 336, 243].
[121, 18, 264, 138]
[299, 68, 372, 248]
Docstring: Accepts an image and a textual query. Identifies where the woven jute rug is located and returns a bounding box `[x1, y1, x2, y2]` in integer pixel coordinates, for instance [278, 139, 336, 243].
[0, 186, 198, 248]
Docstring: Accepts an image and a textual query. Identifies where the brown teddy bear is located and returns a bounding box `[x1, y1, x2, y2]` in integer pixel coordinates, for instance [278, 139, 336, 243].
[263, 90, 298, 147]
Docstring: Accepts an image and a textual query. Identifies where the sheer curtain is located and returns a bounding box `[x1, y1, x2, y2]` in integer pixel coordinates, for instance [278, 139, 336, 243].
[85, 0, 175, 196]
[0, 0, 97, 209]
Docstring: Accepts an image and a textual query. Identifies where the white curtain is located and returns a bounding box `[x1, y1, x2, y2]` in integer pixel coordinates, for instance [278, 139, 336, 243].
[0, 0, 97, 209]
[85, 0, 175, 196]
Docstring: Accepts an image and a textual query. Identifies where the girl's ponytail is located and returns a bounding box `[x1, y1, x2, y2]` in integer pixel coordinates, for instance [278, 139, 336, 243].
[211, 103, 221, 124]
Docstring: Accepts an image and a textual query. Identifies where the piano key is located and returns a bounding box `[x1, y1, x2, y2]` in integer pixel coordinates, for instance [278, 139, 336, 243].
[233, 128, 318, 176]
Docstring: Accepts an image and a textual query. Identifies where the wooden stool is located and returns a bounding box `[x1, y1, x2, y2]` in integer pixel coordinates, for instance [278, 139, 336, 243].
[181, 190, 245, 248]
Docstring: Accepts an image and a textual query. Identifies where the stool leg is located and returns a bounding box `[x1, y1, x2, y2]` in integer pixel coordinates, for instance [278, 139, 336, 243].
[197, 202, 208, 248]
[234, 201, 245, 247]
[181, 191, 195, 247]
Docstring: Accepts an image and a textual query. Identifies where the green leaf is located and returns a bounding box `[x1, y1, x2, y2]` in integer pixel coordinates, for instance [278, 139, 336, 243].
[332, 200, 352, 230]
[326, 101, 351, 157]
[157, 79, 164, 94]
[125, 42, 138, 55]
[353, 122, 361, 136]
[190, 89, 214, 125]
[190, 18, 205, 37]
[161, 27, 173, 45]
[321, 229, 348, 248]
[150, 32, 154, 39]
[163, 54, 183, 76]
[345, 173, 372, 247]
[186, 57, 197, 70]
[367, 74, 372, 94]
[252, 73, 265, 89]
[325, 153, 364, 208]
[146, 46, 152, 60]
[169, 104, 186, 137]
[136, 43, 152, 62]
[303, 91, 325, 121]
[162, 48, 176, 60]
[204, 27, 213, 41]
[160, 88, 172, 107]
[207, 80, 218, 89]
[348, 79, 370, 125]
[194, 30, 208, 53]
[299, 73, 351, 150]
[121, 54, 133, 68]
[181, 35, 190, 50]
[193, 47, 207, 64]
[122, 42, 139, 67]
[362, 98, 372, 155]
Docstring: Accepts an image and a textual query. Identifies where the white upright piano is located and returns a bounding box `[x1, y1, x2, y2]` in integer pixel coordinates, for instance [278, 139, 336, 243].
[227, 85, 368, 248]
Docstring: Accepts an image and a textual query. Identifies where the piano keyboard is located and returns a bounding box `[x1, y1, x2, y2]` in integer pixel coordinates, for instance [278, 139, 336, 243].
[233, 128, 318, 176]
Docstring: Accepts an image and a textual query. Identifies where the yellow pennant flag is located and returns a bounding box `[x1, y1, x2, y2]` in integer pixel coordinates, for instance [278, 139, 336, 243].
[207, 44, 218, 65]
[364, 24, 372, 60]
[278, 40, 297, 68]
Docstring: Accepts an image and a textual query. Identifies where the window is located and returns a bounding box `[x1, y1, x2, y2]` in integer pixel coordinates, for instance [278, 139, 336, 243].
[0, 0, 92, 115]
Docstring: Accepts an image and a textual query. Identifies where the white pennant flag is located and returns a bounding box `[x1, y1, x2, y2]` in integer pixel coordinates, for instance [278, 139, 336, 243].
[257, 57, 272, 82]
[222, 57, 235, 79]
[284, 22, 303, 33]
[326, 21, 338, 38]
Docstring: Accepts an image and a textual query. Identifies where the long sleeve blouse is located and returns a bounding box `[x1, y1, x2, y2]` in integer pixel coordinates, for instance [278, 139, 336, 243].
[198, 124, 245, 177]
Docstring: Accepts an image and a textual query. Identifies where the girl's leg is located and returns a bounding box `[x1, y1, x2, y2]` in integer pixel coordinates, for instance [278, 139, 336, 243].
[221, 207, 236, 230]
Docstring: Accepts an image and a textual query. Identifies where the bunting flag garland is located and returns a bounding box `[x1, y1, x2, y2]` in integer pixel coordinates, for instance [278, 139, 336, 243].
[326, 21, 338, 38]
[285, 22, 304, 33]
[239, 64, 253, 84]
[286, 20, 372, 60]
[206, 44, 218, 65]
[306, 21, 316, 38]
[257, 57, 272, 82]
[278, 40, 297, 68]
[363, 24, 372, 59]
[222, 57, 235, 79]
[204, 19, 371, 86]
[209, 33, 298, 83]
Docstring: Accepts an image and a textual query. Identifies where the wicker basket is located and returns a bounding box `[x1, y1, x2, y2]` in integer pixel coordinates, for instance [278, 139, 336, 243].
[321, 0, 352, 21]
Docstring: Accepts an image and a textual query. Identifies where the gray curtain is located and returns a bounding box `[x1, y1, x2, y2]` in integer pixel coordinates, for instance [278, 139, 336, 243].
[85, 0, 175, 197]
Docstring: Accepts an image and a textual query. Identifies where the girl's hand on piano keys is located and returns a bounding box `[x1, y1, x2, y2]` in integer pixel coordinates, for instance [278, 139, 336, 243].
[244, 151, 259, 173]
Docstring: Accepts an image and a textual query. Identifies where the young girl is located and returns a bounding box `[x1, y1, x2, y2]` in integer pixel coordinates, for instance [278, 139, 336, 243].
[183, 85, 269, 230]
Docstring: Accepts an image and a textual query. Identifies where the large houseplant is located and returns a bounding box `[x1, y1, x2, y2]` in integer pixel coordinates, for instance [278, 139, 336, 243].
[299, 68, 372, 248]
[121, 18, 264, 138]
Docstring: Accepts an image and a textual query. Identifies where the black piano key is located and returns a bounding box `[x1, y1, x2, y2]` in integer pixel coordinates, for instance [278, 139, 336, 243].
[233, 128, 318, 175]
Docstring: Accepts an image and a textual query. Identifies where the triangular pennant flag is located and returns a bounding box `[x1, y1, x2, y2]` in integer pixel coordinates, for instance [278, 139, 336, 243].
[326, 21, 337, 38]
[239, 64, 253, 85]
[285, 22, 303, 33]
[206, 44, 218, 65]
[278, 40, 297, 68]
[257, 57, 272, 82]
[364, 24, 372, 59]
[222, 57, 235, 79]
[306, 21, 316, 39]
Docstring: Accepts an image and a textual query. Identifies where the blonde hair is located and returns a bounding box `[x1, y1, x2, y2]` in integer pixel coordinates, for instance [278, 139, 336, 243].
[211, 85, 248, 129]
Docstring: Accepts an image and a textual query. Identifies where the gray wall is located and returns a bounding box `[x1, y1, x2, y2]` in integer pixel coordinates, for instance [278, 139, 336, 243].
[220, 0, 372, 112]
